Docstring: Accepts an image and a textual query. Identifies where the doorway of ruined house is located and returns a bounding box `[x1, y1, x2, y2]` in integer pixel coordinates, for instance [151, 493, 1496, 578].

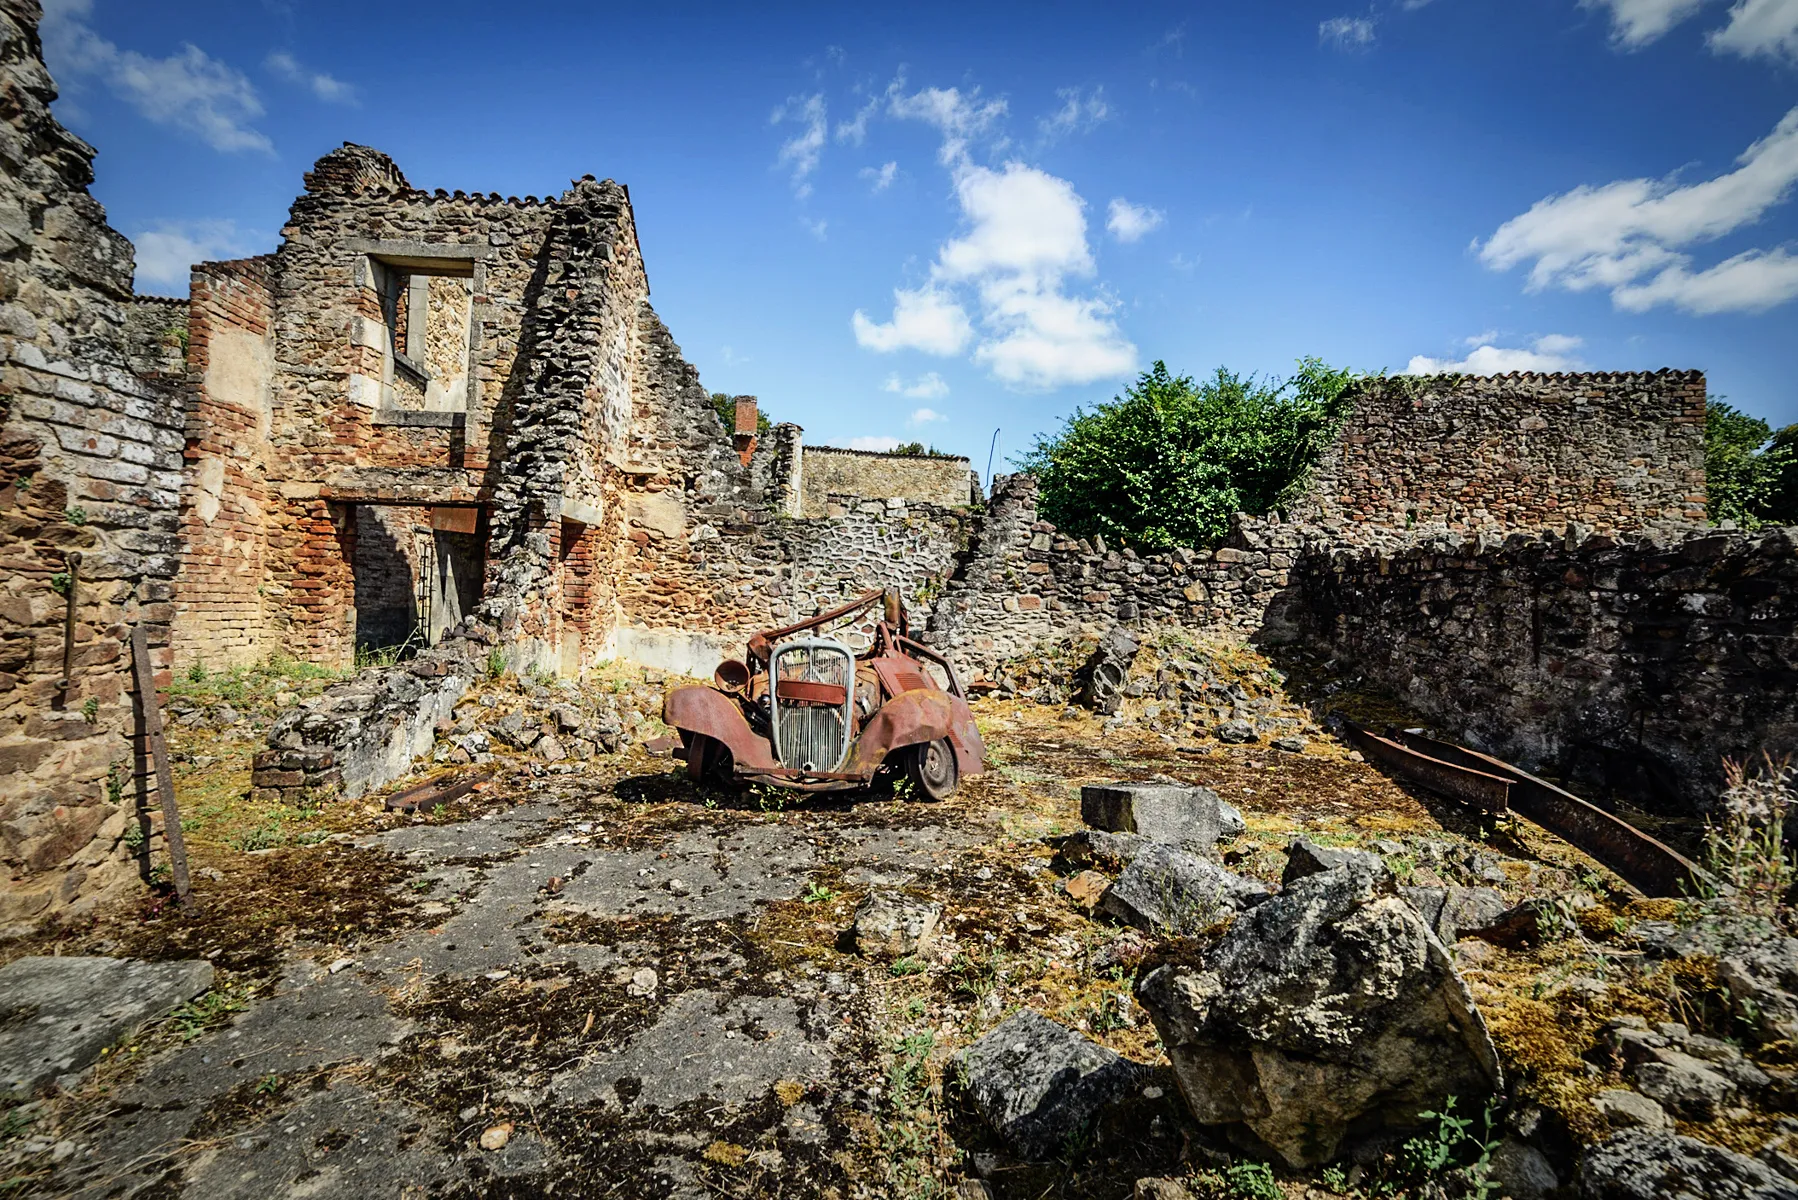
[351, 504, 485, 659]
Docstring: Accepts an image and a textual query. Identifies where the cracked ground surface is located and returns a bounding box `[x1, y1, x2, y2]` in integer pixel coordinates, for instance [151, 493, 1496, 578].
[0, 658, 1705, 1200]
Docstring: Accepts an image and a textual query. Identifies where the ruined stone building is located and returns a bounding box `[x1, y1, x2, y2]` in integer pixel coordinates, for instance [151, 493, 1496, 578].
[2, 0, 1793, 927]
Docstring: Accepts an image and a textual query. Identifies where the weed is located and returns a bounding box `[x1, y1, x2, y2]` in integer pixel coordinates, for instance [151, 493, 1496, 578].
[948, 948, 1004, 999]
[80, 697, 98, 723]
[254, 1072, 282, 1096]
[801, 882, 837, 905]
[64, 505, 87, 526]
[122, 821, 144, 850]
[905, 997, 927, 1019]
[165, 991, 249, 1041]
[752, 784, 787, 813]
[188, 661, 208, 683]
[1187, 1160, 1280, 1200]
[1701, 756, 1795, 926]
[106, 761, 125, 806]
[48, 572, 71, 597]
[888, 956, 926, 977]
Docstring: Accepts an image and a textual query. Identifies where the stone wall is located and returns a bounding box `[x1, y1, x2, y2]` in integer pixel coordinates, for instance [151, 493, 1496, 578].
[799, 445, 973, 515]
[925, 475, 1306, 676]
[122, 297, 186, 383]
[0, 0, 185, 929]
[1300, 372, 1707, 543]
[1279, 525, 1798, 812]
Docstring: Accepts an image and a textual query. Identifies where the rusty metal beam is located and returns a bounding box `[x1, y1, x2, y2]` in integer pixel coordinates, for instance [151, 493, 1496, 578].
[1390, 730, 1709, 899]
[1341, 722, 1512, 814]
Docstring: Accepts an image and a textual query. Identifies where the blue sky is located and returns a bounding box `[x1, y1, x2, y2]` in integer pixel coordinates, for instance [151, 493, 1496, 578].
[40, 0, 1798, 465]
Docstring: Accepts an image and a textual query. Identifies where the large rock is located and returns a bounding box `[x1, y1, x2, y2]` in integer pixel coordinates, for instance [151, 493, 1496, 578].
[849, 891, 941, 961]
[1578, 1129, 1797, 1199]
[1081, 784, 1226, 854]
[1282, 836, 1386, 886]
[955, 1010, 1141, 1160]
[1056, 828, 1153, 872]
[1717, 937, 1798, 1046]
[1136, 865, 1501, 1168]
[1402, 885, 1510, 944]
[0, 956, 215, 1098]
[1098, 844, 1268, 936]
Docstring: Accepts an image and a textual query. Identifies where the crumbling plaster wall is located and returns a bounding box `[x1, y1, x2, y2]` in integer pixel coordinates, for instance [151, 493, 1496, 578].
[0, 0, 184, 928]
[1278, 525, 1798, 812]
[1301, 371, 1707, 542]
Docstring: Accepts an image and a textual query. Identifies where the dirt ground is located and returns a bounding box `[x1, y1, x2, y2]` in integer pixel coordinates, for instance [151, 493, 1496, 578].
[0, 649, 1751, 1199]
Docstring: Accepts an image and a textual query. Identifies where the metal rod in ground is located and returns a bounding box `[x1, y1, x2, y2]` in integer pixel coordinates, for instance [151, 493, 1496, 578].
[130, 623, 192, 907]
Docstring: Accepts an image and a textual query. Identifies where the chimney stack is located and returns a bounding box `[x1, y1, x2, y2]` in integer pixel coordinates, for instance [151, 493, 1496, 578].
[732, 395, 758, 466]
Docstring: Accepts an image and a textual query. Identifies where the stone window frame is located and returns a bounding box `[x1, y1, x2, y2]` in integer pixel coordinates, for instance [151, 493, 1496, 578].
[348, 240, 490, 428]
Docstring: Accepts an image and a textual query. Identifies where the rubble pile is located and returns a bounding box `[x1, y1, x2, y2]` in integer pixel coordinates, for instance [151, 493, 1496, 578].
[989, 626, 1325, 746]
[429, 669, 674, 768]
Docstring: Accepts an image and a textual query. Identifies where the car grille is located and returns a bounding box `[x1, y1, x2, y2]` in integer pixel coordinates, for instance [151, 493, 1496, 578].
[770, 640, 852, 772]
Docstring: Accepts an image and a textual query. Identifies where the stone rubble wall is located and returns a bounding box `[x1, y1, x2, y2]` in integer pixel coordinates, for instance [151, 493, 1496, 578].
[1279, 524, 1798, 811]
[798, 445, 973, 516]
[1299, 371, 1707, 543]
[925, 475, 1305, 677]
[121, 297, 187, 383]
[0, 0, 185, 929]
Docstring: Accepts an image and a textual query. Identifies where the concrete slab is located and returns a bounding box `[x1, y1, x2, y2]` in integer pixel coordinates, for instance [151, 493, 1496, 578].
[0, 956, 214, 1098]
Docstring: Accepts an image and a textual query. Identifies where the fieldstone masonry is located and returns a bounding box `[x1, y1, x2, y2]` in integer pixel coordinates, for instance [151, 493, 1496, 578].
[1281, 524, 1798, 808]
[1302, 372, 1708, 542]
[1, 0, 186, 927]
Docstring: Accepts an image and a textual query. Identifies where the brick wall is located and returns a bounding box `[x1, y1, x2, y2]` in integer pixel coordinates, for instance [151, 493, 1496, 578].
[1299, 371, 1707, 542]
[0, 0, 185, 929]
[172, 257, 274, 670]
[799, 446, 974, 514]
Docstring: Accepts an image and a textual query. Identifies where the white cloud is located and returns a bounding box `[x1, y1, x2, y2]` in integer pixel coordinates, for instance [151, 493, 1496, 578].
[41, 0, 271, 153]
[1581, 0, 1715, 45]
[773, 92, 827, 197]
[853, 286, 975, 354]
[883, 373, 951, 400]
[1038, 86, 1110, 142]
[1612, 247, 1798, 312]
[886, 81, 1008, 167]
[1710, 0, 1798, 59]
[1405, 334, 1589, 375]
[909, 406, 947, 423]
[1319, 16, 1377, 49]
[803, 217, 828, 241]
[1107, 198, 1165, 243]
[130, 218, 260, 292]
[1479, 105, 1798, 314]
[836, 93, 882, 145]
[265, 51, 356, 104]
[849, 435, 902, 452]
[862, 161, 898, 192]
[853, 85, 1136, 390]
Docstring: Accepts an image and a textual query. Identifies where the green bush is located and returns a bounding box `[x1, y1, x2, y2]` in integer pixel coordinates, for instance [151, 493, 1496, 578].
[1020, 358, 1360, 550]
[1706, 399, 1798, 529]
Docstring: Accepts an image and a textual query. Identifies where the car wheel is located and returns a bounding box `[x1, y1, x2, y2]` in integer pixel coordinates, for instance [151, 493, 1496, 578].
[686, 734, 733, 786]
[900, 738, 958, 802]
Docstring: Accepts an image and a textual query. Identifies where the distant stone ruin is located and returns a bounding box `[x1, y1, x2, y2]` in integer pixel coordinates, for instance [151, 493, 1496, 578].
[2, 0, 1793, 923]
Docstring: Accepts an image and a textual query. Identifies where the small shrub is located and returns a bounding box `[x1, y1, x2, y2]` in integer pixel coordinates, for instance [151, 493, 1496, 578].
[81, 697, 99, 723]
[485, 647, 506, 679]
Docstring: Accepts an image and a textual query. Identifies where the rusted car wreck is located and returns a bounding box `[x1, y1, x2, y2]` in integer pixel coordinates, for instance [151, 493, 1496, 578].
[662, 590, 986, 799]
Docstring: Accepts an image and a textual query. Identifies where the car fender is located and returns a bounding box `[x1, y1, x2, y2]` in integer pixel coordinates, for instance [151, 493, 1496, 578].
[845, 688, 955, 774]
[662, 685, 778, 772]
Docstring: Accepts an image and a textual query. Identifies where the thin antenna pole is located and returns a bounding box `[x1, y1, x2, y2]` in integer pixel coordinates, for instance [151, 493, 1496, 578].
[985, 427, 1001, 490]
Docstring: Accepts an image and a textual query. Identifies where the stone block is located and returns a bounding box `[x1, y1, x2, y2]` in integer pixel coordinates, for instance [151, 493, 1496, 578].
[1080, 783, 1224, 853]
